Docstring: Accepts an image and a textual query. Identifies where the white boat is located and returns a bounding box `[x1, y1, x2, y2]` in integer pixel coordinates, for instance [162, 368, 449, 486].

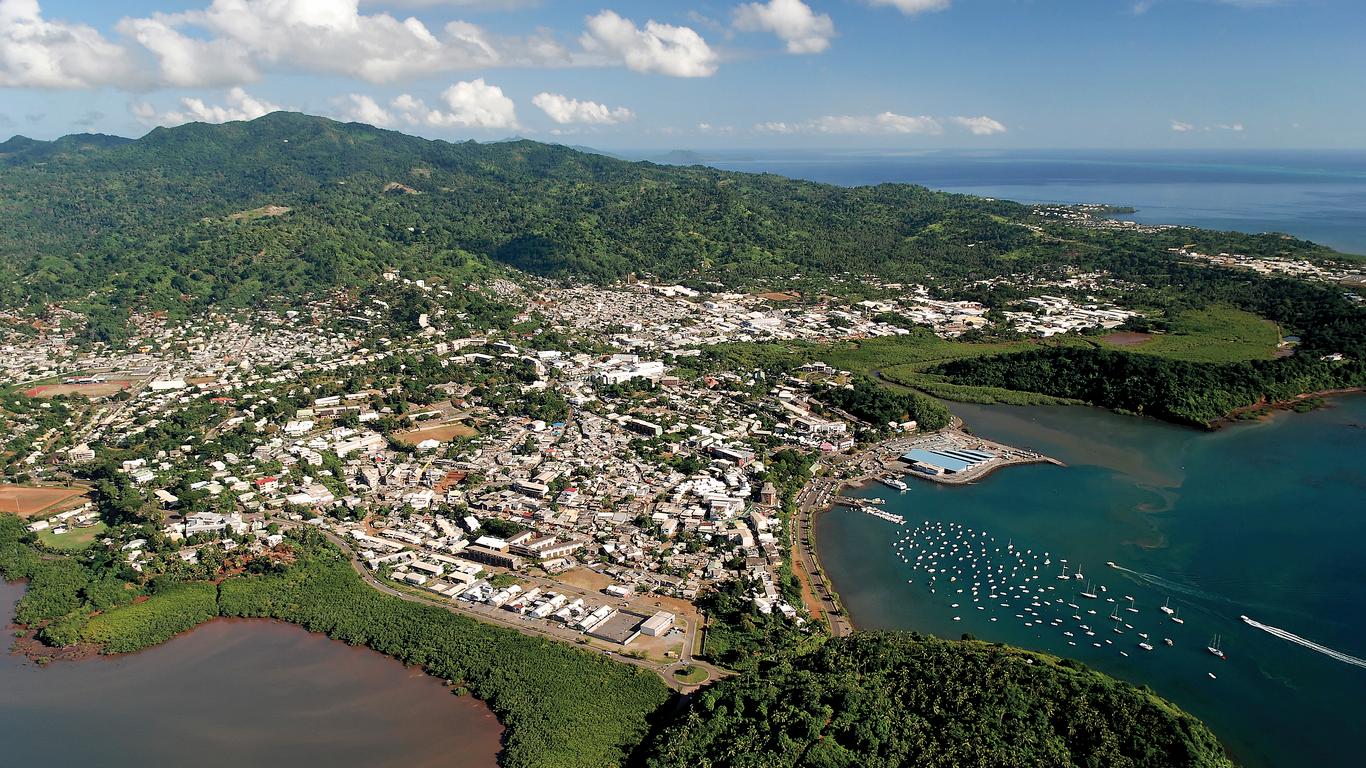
[1208, 672, 1217, 680]
[1138, 642, 1154, 651]
[1057, 563, 1070, 580]
[1164, 638, 1174, 647]
[1207, 635, 1227, 660]
[1080, 582, 1099, 599]
[879, 476, 909, 492]
[1160, 597, 1175, 615]
[1170, 609, 1185, 625]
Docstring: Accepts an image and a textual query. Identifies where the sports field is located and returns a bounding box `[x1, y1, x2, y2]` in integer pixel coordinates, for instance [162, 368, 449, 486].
[393, 421, 479, 446]
[23, 380, 134, 398]
[0, 484, 89, 518]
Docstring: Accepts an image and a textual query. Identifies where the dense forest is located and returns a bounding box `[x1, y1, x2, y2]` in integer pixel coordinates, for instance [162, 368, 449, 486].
[0, 112, 1037, 317]
[931, 347, 1360, 427]
[642, 632, 1232, 768]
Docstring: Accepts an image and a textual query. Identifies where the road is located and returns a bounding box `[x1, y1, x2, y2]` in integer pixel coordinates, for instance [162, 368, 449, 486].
[307, 527, 727, 692]
[788, 433, 934, 638]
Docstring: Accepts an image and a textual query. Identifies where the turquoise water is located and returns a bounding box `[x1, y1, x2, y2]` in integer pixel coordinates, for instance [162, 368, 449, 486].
[815, 397, 1366, 768]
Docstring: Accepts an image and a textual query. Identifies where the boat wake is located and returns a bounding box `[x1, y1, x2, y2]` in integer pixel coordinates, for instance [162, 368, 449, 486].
[1241, 615, 1366, 670]
[1107, 563, 1233, 605]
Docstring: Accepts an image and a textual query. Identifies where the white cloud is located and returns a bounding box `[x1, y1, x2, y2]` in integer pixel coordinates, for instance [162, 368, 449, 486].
[532, 92, 633, 125]
[950, 115, 1007, 135]
[112, 0, 573, 86]
[131, 86, 281, 126]
[580, 10, 717, 77]
[0, 0, 140, 88]
[756, 111, 1008, 136]
[811, 112, 943, 135]
[753, 120, 799, 134]
[392, 78, 518, 129]
[362, 0, 539, 7]
[733, 0, 834, 55]
[117, 15, 256, 87]
[867, 0, 951, 15]
[1171, 118, 1245, 133]
[341, 93, 393, 127]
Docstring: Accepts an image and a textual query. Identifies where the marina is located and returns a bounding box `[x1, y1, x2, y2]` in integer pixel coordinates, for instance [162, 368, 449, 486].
[815, 397, 1366, 768]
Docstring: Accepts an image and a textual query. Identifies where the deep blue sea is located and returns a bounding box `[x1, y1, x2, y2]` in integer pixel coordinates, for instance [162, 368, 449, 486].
[688, 149, 1366, 256]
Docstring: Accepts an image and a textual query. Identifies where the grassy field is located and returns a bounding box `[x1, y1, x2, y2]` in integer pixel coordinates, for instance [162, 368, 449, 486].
[818, 333, 1089, 375]
[37, 521, 107, 550]
[1098, 306, 1280, 363]
[672, 665, 709, 685]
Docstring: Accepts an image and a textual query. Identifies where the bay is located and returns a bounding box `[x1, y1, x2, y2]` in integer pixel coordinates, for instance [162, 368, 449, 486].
[815, 396, 1366, 768]
[0, 579, 503, 768]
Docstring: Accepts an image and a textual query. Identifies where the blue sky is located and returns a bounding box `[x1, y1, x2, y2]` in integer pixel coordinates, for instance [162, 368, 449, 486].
[1, 0, 1363, 148]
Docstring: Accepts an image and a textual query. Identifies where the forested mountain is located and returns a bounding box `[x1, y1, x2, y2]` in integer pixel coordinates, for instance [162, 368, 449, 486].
[3, 112, 1343, 320]
[1, 111, 1041, 316]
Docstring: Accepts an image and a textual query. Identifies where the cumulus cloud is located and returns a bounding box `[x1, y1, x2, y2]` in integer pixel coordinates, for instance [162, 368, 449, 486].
[733, 0, 834, 55]
[391, 78, 518, 129]
[1170, 119, 1195, 132]
[580, 10, 717, 77]
[111, 0, 572, 87]
[867, 0, 951, 15]
[129, 0, 515, 84]
[341, 93, 394, 127]
[3, 1, 726, 90]
[117, 15, 256, 87]
[532, 92, 633, 125]
[0, 0, 140, 87]
[950, 115, 1007, 135]
[131, 86, 281, 126]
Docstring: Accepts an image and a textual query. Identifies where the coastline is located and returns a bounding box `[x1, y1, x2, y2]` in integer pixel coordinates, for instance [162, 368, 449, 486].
[792, 423, 1064, 637]
[1214, 386, 1366, 428]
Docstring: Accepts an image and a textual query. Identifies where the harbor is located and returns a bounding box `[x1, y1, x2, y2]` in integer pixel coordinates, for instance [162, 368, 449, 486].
[812, 398, 1366, 768]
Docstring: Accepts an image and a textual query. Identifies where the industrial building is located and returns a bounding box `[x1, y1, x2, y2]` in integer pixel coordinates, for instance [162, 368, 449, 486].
[901, 447, 995, 475]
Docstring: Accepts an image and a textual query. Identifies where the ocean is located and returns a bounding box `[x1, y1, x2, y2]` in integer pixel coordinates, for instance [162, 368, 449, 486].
[692, 149, 1366, 257]
[815, 397, 1366, 768]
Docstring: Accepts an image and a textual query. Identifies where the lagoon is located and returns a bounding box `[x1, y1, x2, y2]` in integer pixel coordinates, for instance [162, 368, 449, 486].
[0, 579, 503, 768]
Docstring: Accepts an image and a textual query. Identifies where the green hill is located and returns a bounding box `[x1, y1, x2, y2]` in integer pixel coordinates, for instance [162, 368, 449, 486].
[643, 632, 1233, 768]
[0, 111, 1044, 316]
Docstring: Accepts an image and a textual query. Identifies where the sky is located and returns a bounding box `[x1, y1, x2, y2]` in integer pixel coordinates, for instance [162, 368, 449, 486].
[1, 0, 1363, 149]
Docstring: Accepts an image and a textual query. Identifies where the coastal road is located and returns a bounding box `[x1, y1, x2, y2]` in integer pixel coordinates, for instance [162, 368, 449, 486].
[792, 479, 853, 638]
[306, 527, 727, 692]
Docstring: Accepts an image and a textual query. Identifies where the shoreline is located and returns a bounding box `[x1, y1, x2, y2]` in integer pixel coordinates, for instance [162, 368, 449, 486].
[792, 423, 1063, 636]
[1214, 386, 1366, 429]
